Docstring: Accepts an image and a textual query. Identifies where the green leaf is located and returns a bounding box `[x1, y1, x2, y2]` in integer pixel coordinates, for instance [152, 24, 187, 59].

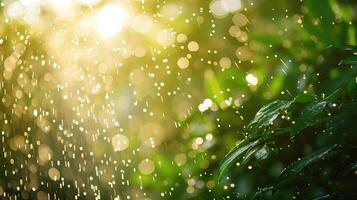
[341, 56, 357, 65]
[326, 44, 357, 52]
[324, 88, 342, 101]
[305, 0, 334, 22]
[304, 0, 337, 44]
[218, 129, 288, 181]
[249, 100, 294, 128]
[295, 93, 316, 103]
[289, 100, 327, 136]
[312, 194, 332, 200]
[218, 137, 262, 180]
[280, 145, 341, 179]
[268, 74, 285, 98]
[338, 161, 357, 179]
[241, 145, 261, 165]
[254, 145, 269, 160]
[251, 186, 273, 200]
[273, 145, 342, 193]
[347, 79, 357, 97]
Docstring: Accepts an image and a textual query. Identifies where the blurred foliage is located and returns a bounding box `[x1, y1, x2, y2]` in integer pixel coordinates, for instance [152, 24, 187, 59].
[0, 0, 356, 199]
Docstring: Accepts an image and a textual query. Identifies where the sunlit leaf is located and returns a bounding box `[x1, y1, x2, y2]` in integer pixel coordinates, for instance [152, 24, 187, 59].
[218, 137, 262, 180]
[248, 100, 294, 128]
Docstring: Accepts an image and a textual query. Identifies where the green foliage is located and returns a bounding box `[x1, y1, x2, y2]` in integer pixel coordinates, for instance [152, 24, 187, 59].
[219, 46, 357, 198]
[341, 56, 357, 65]
[1, 0, 356, 199]
[276, 144, 341, 186]
[248, 100, 293, 129]
[289, 100, 326, 136]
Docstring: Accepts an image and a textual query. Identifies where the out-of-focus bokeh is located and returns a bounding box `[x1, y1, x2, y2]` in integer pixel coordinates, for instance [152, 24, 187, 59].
[0, 0, 356, 199]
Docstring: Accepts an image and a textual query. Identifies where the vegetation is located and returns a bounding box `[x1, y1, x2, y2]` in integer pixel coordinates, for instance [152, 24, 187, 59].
[0, 0, 356, 199]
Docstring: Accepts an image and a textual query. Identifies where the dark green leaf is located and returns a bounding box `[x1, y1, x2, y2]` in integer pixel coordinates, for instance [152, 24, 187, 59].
[326, 44, 357, 52]
[272, 145, 342, 194]
[289, 100, 327, 136]
[305, 0, 334, 22]
[273, 176, 311, 195]
[251, 186, 273, 200]
[347, 79, 357, 97]
[295, 93, 316, 103]
[324, 88, 342, 101]
[338, 161, 357, 179]
[341, 56, 357, 65]
[304, 0, 337, 44]
[313, 194, 332, 200]
[249, 100, 294, 128]
[218, 137, 262, 180]
[280, 145, 341, 179]
[218, 129, 288, 181]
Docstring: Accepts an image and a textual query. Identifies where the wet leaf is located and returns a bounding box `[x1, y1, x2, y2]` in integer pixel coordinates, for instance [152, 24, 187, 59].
[270, 145, 342, 194]
[279, 145, 341, 179]
[249, 100, 294, 128]
[218, 137, 262, 180]
[289, 100, 327, 136]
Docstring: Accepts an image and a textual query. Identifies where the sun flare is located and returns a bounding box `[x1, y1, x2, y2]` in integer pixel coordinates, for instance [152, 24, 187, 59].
[96, 4, 128, 38]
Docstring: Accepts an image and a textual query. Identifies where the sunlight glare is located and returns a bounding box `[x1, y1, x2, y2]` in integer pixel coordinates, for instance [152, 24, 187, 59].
[245, 74, 258, 86]
[96, 5, 127, 38]
[77, 0, 100, 6]
[210, 0, 242, 18]
[46, 0, 74, 17]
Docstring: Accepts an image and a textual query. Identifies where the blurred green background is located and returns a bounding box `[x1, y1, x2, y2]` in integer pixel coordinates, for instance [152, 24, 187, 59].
[0, 0, 356, 199]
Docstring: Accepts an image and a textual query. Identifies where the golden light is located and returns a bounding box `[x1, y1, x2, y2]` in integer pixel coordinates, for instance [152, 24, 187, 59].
[38, 144, 53, 164]
[46, 0, 74, 17]
[245, 73, 258, 86]
[156, 29, 176, 47]
[96, 4, 128, 38]
[131, 14, 154, 33]
[5, 0, 40, 23]
[77, 0, 100, 6]
[177, 33, 188, 43]
[47, 0, 71, 8]
[48, 167, 61, 181]
[210, 0, 242, 18]
[174, 153, 187, 166]
[177, 57, 190, 69]
[188, 41, 199, 52]
[198, 98, 213, 112]
[160, 3, 180, 21]
[111, 134, 130, 152]
[138, 159, 155, 175]
[219, 57, 231, 69]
